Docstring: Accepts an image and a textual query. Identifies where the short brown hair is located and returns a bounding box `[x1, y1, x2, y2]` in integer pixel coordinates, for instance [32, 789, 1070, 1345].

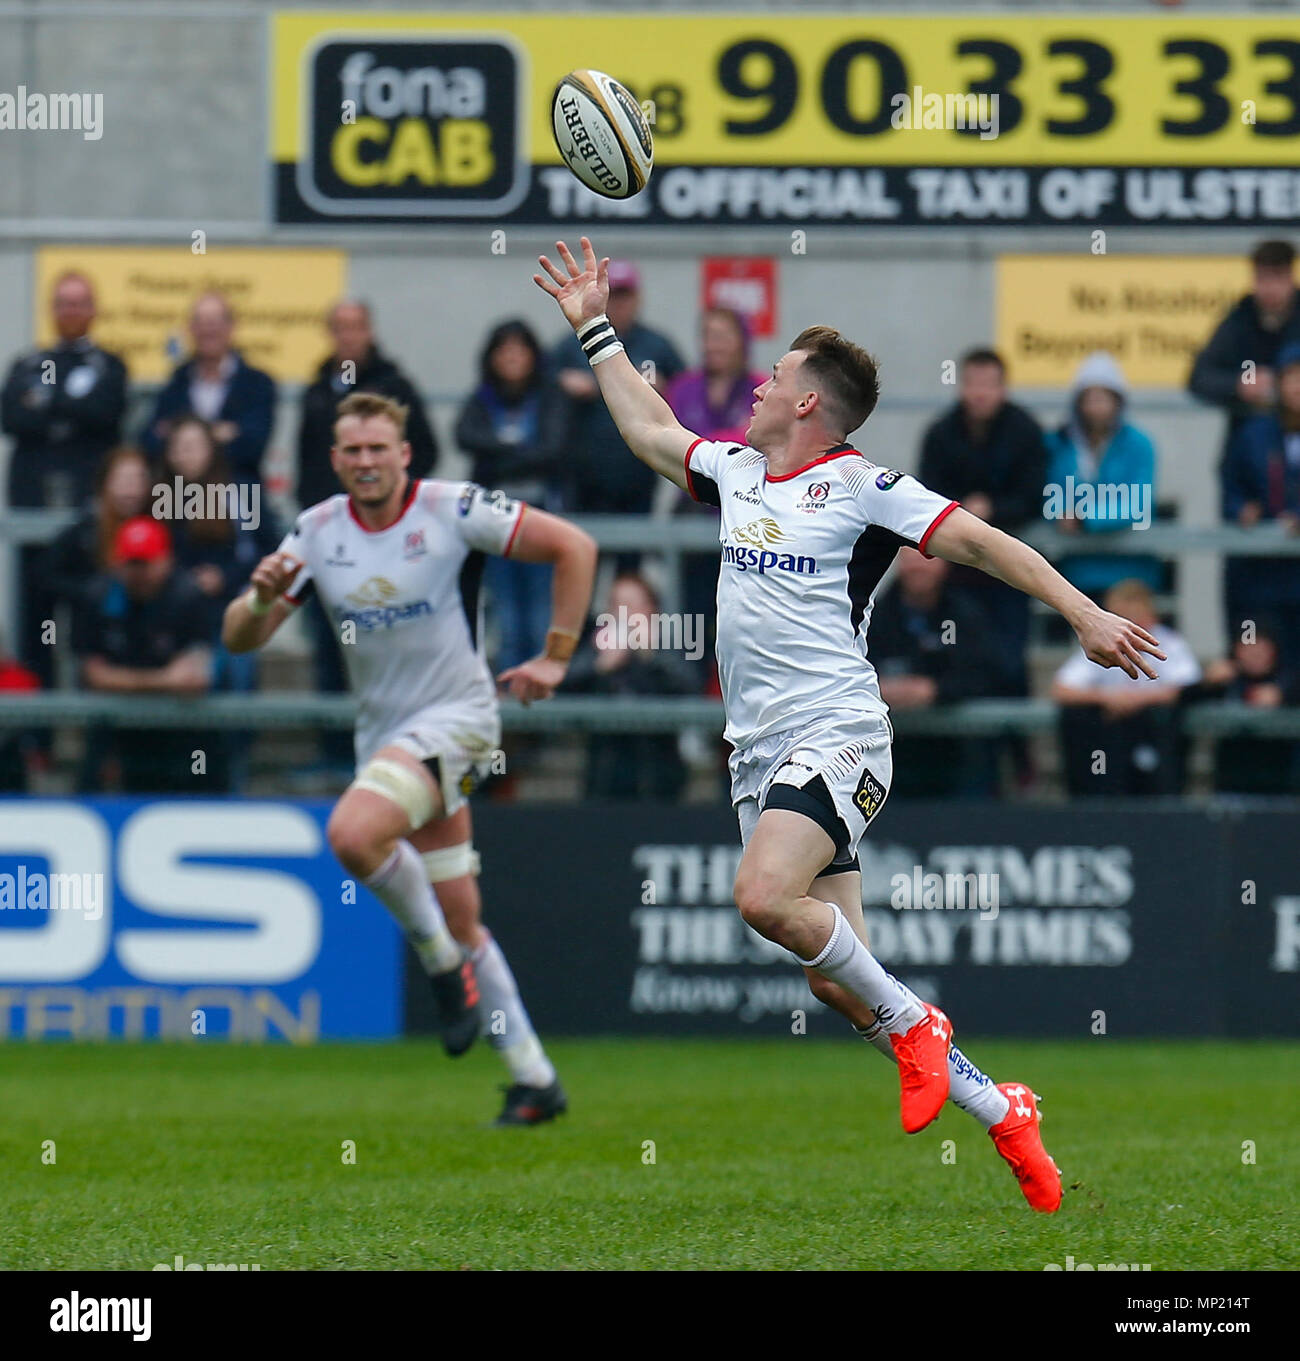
[1251, 239, 1295, 271]
[334, 391, 408, 439]
[789, 325, 880, 436]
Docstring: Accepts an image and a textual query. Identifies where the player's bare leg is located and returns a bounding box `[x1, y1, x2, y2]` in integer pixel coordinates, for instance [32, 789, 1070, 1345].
[408, 808, 565, 1126]
[326, 745, 480, 1056]
[802, 873, 1061, 1211]
[733, 808, 951, 1132]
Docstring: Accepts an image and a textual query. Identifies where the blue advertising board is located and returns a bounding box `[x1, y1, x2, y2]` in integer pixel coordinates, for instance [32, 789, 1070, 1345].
[0, 799, 403, 1041]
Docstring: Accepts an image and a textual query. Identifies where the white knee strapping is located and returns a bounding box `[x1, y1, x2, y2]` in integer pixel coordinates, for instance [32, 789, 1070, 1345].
[421, 843, 481, 882]
[351, 758, 435, 831]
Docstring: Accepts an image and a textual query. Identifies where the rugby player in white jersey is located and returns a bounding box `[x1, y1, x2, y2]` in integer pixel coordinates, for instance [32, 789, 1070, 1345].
[535, 239, 1166, 1210]
[223, 392, 596, 1125]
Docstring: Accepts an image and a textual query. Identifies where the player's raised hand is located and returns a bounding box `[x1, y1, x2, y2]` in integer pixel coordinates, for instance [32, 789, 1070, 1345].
[1074, 608, 1166, 680]
[533, 236, 609, 330]
[496, 656, 568, 707]
[248, 551, 302, 606]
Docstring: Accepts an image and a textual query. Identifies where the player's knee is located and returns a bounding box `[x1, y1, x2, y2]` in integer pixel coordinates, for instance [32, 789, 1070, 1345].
[326, 807, 380, 875]
[733, 868, 789, 940]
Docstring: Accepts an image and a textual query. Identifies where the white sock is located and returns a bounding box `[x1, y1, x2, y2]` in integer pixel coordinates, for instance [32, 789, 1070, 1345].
[363, 843, 461, 974]
[855, 1020, 1010, 1129]
[472, 935, 556, 1088]
[800, 902, 926, 1034]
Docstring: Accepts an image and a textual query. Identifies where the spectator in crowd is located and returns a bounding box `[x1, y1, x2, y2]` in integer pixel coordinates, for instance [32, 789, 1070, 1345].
[42, 445, 153, 625]
[665, 307, 765, 445]
[74, 516, 224, 793]
[0, 630, 40, 792]
[552, 260, 683, 517]
[1221, 341, 1300, 667]
[1052, 579, 1200, 797]
[456, 319, 570, 671]
[158, 416, 282, 630]
[870, 548, 1005, 797]
[140, 292, 275, 486]
[564, 572, 696, 800]
[1189, 239, 1300, 457]
[2, 269, 128, 691]
[41, 445, 154, 786]
[296, 300, 438, 771]
[156, 416, 281, 789]
[1045, 350, 1161, 599]
[1200, 617, 1300, 794]
[296, 298, 438, 511]
[919, 347, 1047, 696]
[665, 307, 768, 657]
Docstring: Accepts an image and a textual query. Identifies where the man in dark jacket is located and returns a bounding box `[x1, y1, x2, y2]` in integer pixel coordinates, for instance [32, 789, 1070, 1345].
[2, 270, 127, 509]
[140, 292, 275, 485]
[1190, 239, 1300, 456]
[552, 260, 683, 516]
[918, 347, 1047, 694]
[2, 269, 128, 689]
[1221, 342, 1300, 665]
[870, 548, 1004, 797]
[295, 300, 438, 510]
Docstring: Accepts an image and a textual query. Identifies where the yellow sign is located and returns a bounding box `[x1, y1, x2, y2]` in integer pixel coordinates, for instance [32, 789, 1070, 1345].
[996, 255, 1258, 389]
[35, 247, 348, 383]
[273, 12, 1300, 173]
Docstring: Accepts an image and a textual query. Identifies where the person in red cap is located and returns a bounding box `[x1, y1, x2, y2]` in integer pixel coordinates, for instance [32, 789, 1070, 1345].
[73, 515, 222, 792]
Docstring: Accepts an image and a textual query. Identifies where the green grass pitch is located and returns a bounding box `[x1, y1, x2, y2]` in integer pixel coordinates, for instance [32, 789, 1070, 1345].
[1, 1039, 1295, 1270]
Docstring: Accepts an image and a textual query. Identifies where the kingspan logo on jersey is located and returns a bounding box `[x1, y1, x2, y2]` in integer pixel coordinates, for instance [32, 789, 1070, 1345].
[721, 518, 818, 576]
[338, 576, 433, 632]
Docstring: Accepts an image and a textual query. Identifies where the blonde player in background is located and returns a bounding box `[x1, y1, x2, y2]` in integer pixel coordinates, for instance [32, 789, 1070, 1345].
[536, 238, 1166, 1209]
[224, 393, 596, 1125]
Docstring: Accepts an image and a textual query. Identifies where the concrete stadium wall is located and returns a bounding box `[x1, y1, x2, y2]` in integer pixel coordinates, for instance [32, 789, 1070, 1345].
[0, 1, 1274, 656]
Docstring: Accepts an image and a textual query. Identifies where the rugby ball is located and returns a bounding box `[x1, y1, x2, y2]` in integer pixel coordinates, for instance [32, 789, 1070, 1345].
[551, 69, 654, 200]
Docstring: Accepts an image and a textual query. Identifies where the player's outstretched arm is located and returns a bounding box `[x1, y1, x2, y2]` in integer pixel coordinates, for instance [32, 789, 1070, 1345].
[534, 236, 695, 488]
[221, 552, 300, 653]
[495, 507, 597, 705]
[924, 507, 1167, 679]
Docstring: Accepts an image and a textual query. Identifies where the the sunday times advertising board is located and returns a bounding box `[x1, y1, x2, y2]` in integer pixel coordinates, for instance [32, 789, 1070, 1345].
[409, 802, 1298, 1039]
[273, 12, 1300, 227]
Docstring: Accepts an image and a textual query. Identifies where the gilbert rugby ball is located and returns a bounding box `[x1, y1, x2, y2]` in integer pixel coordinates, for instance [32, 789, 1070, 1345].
[551, 69, 654, 200]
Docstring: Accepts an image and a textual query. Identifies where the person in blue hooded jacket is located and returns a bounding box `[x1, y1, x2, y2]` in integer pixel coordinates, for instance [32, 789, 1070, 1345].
[1044, 351, 1160, 600]
[1221, 341, 1300, 666]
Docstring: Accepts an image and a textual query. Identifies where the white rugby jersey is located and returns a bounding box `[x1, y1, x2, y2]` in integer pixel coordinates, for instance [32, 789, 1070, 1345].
[684, 438, 959, 751]
[276, 479, 525, 762]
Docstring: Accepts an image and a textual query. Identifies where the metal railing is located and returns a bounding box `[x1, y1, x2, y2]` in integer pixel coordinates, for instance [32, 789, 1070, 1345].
[1, 692, 1298, 739]
[7, 505, 1300, 556]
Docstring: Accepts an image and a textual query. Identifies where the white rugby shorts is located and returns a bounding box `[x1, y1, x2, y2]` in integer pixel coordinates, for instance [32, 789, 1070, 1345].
[730, 710, 893, 863]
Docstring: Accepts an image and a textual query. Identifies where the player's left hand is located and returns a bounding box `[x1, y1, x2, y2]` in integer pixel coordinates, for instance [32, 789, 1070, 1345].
[497, 656, 568, 706]
[1075, 607, 1166, 680]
